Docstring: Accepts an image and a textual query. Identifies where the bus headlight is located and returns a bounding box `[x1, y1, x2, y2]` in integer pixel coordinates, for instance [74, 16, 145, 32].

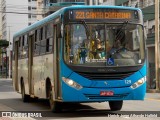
[62, 77, 83, 90]
[130, 76, 146, 89]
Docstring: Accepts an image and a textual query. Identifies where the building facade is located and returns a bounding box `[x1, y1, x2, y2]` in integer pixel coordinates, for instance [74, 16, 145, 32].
[85, 0, 114, 5]
[1, 0, 28, 40]
[112, 0, 156, 88]
[43, 0, 85, 17]
[37, 0, 86, 20]
[37, 0, 44, 21]
[0, 0, 38, 78]
[28, 0, 38, 25]
[1, 0, 38, 41]
[85, 0, 156, 88]
[0, 0, 86, 77]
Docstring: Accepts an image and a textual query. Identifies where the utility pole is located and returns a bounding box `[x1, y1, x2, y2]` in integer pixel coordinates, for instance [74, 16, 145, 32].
[155, 0, 160, 90]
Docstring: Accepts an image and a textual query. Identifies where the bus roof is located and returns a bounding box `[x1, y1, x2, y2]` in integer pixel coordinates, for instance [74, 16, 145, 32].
[13, 5, 142, 39]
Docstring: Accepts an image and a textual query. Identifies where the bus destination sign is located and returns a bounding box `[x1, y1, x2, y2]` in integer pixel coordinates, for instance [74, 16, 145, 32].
[70, 9, 138, 20]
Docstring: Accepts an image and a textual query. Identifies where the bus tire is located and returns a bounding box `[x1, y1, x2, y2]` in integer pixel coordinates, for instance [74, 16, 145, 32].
[109, 101, 123, 111]
[49, 86, 62, 112]
[21, 81, 30, 102]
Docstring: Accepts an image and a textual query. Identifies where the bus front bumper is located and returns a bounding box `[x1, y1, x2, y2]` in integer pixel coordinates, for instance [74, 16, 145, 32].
[61, 82, 146, 102]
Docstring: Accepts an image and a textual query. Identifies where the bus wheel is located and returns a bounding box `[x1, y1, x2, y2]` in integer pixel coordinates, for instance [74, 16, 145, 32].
[49, 86, 62, 112]
[21, 81, 30, 102]
[109, 101, 123, 111]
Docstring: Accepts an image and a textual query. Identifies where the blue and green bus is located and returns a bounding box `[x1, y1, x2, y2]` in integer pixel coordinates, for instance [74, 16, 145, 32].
[13, 5, 146, 112]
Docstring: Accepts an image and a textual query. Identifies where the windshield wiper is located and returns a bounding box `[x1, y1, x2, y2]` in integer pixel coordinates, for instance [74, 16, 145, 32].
[115, 21, 129, 41]
[81, 20, 90, 39]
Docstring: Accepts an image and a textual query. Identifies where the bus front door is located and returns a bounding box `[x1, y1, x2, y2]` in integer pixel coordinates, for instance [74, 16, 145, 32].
[28, 35, 34, 95]
[14, 41, 19, 91]
[53, 25, 62, 100]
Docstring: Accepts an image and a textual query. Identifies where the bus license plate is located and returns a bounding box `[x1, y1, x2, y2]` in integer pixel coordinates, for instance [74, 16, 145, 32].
[100, 91, 114, 96]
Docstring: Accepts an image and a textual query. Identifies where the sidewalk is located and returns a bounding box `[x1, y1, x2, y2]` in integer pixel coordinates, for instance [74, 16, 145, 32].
[147, 89, 160, 93]
[0, 78, 12, 81]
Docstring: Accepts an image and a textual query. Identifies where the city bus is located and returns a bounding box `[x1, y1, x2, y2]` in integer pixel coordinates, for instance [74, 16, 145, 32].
[12, 5, 146, 112]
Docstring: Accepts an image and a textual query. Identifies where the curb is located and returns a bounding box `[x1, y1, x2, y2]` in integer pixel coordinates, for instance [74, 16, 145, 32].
[0, 78, 12, 81]
[147, 89, 160, 93]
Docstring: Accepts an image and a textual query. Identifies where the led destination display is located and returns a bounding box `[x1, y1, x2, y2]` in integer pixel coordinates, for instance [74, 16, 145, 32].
[70, 9, 139, 20]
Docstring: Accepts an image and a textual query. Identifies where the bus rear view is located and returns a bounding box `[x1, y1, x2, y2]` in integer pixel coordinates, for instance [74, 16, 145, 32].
[61, 6, 146, 111]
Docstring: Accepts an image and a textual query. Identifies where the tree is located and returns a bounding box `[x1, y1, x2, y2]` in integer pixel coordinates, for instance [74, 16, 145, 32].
[0, 40, 9, 48]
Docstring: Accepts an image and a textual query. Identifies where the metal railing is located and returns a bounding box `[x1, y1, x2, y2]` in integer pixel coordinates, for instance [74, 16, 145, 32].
[138, 1, 155, 8]
[0, 69, 8, 78]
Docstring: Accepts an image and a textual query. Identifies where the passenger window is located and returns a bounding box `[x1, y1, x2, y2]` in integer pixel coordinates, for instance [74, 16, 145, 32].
[40, 40, 46, 54]
[46, 38, 53, 53]
[18, 37, 22, 59]
[45, 23, 53, 53]
[40, 27, 43, 40]
[22, 36, 25, 46]
[34, 30, 40, 56]
[23, 34, 28, 58]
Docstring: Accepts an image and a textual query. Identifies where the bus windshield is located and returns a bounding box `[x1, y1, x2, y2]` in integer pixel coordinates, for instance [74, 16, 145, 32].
[64, 23, 145, 67]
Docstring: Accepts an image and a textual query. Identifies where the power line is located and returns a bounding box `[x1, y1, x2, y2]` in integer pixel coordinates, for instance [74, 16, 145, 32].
[0, 7, 48, 12]
[0, 10, 46, 13]
[0, 6, 47, 10]
[0, 3, 48, 10]
[0, 11, 44, 15]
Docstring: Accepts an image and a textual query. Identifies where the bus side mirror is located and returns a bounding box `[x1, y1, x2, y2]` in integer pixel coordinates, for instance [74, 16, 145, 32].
[61, 24, 64, 38]
[144, 27, 147, 40]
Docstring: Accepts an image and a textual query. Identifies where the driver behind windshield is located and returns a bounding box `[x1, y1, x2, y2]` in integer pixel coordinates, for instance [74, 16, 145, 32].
[108, 29, 125, 58]
[108, 29, 139, 63]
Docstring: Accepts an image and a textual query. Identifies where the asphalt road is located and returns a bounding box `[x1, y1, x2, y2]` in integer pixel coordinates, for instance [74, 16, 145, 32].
[0, 79, 160, 120]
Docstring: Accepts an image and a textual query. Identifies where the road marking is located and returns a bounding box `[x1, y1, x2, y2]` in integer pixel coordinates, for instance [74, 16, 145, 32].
[145, 98, 160, 102]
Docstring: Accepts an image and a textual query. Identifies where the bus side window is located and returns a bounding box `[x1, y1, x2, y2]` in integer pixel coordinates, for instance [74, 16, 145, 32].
[34, 29, 40, 56]
[40, 27, 43, 41]
[40, 26, 46, 54]
[45, 24, 48, 39]
[22, 36, 25, 47]
[46, 23, 53, 53]
[21, 35, 25, 58]
[46, 38, 53, 53]
[46, 38, 49, 52]
[34, 30, 37, 52]
[18, 37, 22, 59]
[50, 23, 54, 52]
[40, 40, 46, 54]
[12, 41, 15, 60]
[24, 34, 28, 58]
